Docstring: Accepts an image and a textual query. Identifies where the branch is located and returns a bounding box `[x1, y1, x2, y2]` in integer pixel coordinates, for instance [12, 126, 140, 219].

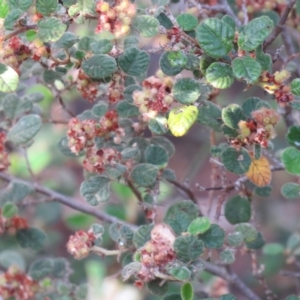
[264, 0, 296, 50]
[4, 25, 37, 41]
[0, 172, 137, 229]
[201, 260, 262, 300]
[216, 0, 241, 26]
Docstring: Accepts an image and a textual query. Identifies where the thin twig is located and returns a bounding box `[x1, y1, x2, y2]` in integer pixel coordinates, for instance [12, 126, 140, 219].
[4, 25, 37, 41]
[0, 172, 137, 229]
[127, 180, 143, 203]
[264, 0, 297, 50]
[201, 260, 262, 300]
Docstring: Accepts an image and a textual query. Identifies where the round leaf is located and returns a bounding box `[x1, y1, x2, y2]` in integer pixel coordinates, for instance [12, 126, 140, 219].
[174, 235, 204, 261]
[173, 78, 201, 104]
[160, 51, 185, 76]
[131, 163, 158, 187]
[200, 224, 225, 248]
[177, 14, 198, 31]
[148, 116, 169, 135]
[188, 217, 211, 235]
[222, 104, 246, 129]
[195, 18, 234, 58]
[7, 114, 42, 145]
[225, 196, 251, 224]
[82, 54, 117, 79]
[168, 105, 198, 137]
[181, 282, 194, 300]
[206, 62, 234, 89]
[144, 144, 169, 166]
[0, 63, 19, 92]
[281, 147, 300, 175]
[118, 47, 150, 76]
[238, 16, 274, 51]
[36, 0, 57, 16]
[16, 228, 47, 251]
[132, 15, 159, 37]
[80, 176, 111, 205]
[281, 183, 300, 199]
[37, 17, 66, 42]
[286, 126, 300, 147]
[232, 56, 262, 84]
[221, 146, 251, 174]
[291, 78, 300, 96]
[220, 248, 235, 264]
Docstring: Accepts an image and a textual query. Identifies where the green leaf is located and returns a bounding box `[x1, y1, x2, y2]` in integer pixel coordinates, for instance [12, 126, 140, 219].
[2, 202, 18, 218]
[196, 18, 234, 58]
[256, 45, 272, 71]
[163, 294, 182, 300]
[166, 211, 192, 235]
[200, 224, 224, 248]
[246, 232, 265, 249]
[124, 36, 139, 49]
[263, 243, 284, 255]
[200, 54, 216, 76]
[124, 84, 142, 102]
[286, 126, 300, 147]
[206, 62, 234, 89]
[281, 183, 300, 199]
[173, 78, 201, 104]
[166, 264, 191, 281]
[3, 93, 32, 119]
[286, 296, 300, 300]
[242, 97, 265, 118]
[188, 217, 210, 235]
[220, 248, 235, 264]
[0, 250, 25, 271]
[238, 16, 274, 51]
[148, 116, 169, 135]
[181, 282, 194, 300]
[0, 181, 34, 205]
[68, 0, 96, 23]
[91, 39, 113, 54]
[0, 0, 9, 18]
[8, 0, 32, 11]
[235, 223, 257, 243]
[145, 144, 168, 166]
[254, 185, 272, 197]
[0, 63, 19, 92]
[151, 136, 175, 157]
[16, 227, 47, 251]
[281, 147, 300, 175]
[291, 78, 300, 96]
[29, 258, 53, 279]
[156, 12, 173, 29]
[7, 114, 42, 145]
[147, 280, 169, 296]
[221, 146, 251, 174]
[116, 100, 139, 117]
[53, 32, 79, 49]
[133, 224, 154, 248]
[222, 104, 246, 129]
[36, 0, 57, 15]
[82, 54, 117, 79]
[220, 294, 237, 300]
[185, 53, 200, 71]
[232, 56, 262, 84]
[227, 232, 244, 247]
[25, 29, 37, 41]
[168, 51, 188, 68]
[80, 176, 111, 205]
[160, 51, 185, 76]
[222, 15, 236, 30]
[131, 163, 158, 187]
[132, 15, 159, 37]
[225, 196, 251, 224]
[43, 70, 62, 84]
[290, 101, 300, 110]
[177, 13, 198, 31]
[174, 235, 204, 261]
[37, 17, 67, 42]
[4, 8, 23, 30]
[168, 105, 198, 137]
[119, 47, 150, 76]
[197, 100, 223, 132]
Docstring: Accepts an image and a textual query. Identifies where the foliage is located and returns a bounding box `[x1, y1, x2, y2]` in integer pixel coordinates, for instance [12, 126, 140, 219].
[1, 0, 300, 299]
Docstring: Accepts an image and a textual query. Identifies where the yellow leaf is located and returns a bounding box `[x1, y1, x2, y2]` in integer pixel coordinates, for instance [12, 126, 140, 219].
[246, 154, 271, 187]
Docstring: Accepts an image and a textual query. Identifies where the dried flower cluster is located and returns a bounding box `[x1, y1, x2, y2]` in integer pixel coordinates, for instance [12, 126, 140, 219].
[0, 210, 28, 236]
[236, 107, 280, 148]
[95, 0, 136, 38]
[77, 69, 100, 102]
[133, 74, 174, 121]
[260, 71, 294, 104]
[0, 132, 9, 171]
[108, 73, 125, 104]
[66, 230, 96, 260]
[0, 266, 39, 300]
[67, 111, 125, 173]
[135, 224, 176, 287]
